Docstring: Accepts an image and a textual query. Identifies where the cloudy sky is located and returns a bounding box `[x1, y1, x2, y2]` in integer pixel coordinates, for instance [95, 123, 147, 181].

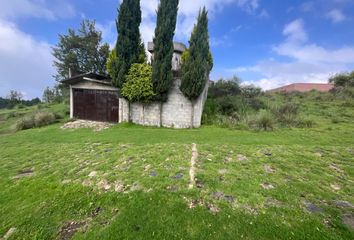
[1, 0, 354, 99]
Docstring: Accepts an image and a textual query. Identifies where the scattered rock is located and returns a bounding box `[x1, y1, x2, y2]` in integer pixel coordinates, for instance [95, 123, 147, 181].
[2, 227, 16, 240]
[58, 221, 86, 240]
[13, 168, 34, 179]
[261, 150, 272, 156]
[82, 179, 93, 187]
[144, 165, 151, 171]
[218, 169, 228, 175]
[342, 214, 354, 229]
[88, 171, 97, 177]
[224, 195, 235, 203]
[332, 200, 354, 209]
[225, 157, 233, 163]
[187, 198, 205, 209]
[114, 181, 125, 192]
[264, 165, 276, 173]
[329, 163, 343, 173]
[265, 197, 283, 207]
[149, 171, 157, 177]
[90, 207, 102, 218]
[130, 183, 142, 191]
[260, 183, 275, 190]
[207, 204, 220, 215]
[171, 173, 183, 180]
[104, 148, 112, 153]
[166, 185, 179, 192]
[212, 191, 224, 200]
[237, 154, 248, 161]
[304, 202, 323, 213]
[61, 120, 112, 132]
[196, 179, 204, 188]
[62, 179, 72, 184]
[330, 184, 341, 191]
[97, 180, 111, 191]
[241, 205, 258, 214]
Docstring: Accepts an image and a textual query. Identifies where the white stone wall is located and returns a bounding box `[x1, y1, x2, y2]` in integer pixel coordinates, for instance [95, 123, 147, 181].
[119, 78, 209, 128]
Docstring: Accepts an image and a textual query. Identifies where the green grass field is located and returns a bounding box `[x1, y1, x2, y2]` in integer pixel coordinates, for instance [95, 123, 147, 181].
[0, 95, 353, 239]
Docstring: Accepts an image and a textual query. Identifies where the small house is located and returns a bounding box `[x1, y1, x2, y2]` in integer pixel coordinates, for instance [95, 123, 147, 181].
[62, 42, 209, 128]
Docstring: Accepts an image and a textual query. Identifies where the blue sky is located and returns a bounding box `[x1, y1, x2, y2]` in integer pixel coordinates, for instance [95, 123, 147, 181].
[1, 0, 354, 99]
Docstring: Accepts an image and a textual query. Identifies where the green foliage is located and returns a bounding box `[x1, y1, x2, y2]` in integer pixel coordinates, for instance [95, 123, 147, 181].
[208, 76, 241, 98]
[329, 71, 354, 88]
[252, 109, 275, 131]
[121, 64, 155, 103]
[152, 0, 179, 102]
[271, 102, 300, 126]
[181, 48, 213, 73]
[52, 20, 110, 81]
[106, 48, 117, 79]
[42, 85, 68, 104]
[0, 91, 40, 109]
[181, 7, 211, 100]
[113, 0, 144, 88]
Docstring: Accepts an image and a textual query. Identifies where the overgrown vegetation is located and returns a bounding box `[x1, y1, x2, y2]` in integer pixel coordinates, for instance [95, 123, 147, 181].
[203, 76, 353, 131]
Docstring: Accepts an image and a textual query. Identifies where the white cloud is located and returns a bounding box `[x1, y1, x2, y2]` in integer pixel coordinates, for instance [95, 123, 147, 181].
[283, 19, 307, 43]
[0, 0, 76, 20]
[229, 19, 354, 90]
[326, 9, 346, 23]
[0, 19, 54, 99]
[137, 0, 260, 44]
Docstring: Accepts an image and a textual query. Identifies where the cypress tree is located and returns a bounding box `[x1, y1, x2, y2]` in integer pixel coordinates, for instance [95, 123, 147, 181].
[180, 7, 211, 100]
[113, 0, 143, 88]
[152, 0, 179, 102]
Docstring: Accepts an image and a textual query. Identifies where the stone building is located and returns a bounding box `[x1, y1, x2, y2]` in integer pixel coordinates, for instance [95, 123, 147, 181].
[62, 42, 209, 128]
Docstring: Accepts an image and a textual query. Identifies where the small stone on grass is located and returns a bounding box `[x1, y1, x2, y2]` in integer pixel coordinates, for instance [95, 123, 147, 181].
[171, 173, 183, 179]
[342, 214, 354, 229]
[261, 183, 275, 190]
[88, 171, 97, 177]
[237, 155, 248, 161]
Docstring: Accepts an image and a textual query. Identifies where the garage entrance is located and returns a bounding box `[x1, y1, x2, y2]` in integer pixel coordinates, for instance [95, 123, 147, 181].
[73, 89, 119, 122]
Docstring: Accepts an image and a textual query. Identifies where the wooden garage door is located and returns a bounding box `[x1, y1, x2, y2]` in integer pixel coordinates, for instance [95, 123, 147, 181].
[73, 89, 119, 122]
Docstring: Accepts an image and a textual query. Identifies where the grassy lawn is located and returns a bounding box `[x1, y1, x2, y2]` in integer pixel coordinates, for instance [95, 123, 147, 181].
[0, 99, 353, 239]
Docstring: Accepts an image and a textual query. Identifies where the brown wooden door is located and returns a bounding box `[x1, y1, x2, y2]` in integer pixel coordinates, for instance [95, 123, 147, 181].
[73, 89, 119, 122]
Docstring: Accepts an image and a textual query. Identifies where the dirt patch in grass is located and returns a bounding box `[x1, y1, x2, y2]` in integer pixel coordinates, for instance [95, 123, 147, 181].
[12, 168, 34, 179]
[58, 221, 87, 240]
[61, 120, 113, 132]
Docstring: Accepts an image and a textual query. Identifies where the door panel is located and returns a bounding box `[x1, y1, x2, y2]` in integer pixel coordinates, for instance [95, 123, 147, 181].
[73, 89, 119, 122]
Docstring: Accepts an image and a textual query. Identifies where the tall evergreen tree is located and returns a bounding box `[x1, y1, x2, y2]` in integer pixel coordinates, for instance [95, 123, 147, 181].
[180, 7, 211, 100]
[152, 0, 179, 102]
[113, 0, 143, 88]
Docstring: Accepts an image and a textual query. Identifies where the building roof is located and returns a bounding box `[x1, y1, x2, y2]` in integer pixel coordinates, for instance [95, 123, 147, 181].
[61, 72, 112, 86]
[269, 83, 334, 93]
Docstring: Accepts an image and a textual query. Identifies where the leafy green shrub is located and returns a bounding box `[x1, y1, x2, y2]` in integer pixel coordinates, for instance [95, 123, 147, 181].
[272, 102, 299, 126]
[121, 63, 155, 103]
[15, 115, 35, 131]
[249, 110, 274, 131]
[6, 112, 19, 119]
[296, 117, 316, 128]
[34, 112, 56, 127]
